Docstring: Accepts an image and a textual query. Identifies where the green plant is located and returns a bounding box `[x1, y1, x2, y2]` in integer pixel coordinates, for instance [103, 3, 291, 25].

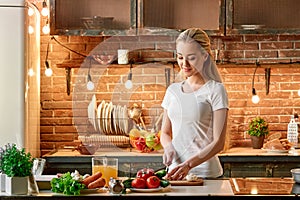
[0, 143, 34, 177]
[247, 116, 269, 137]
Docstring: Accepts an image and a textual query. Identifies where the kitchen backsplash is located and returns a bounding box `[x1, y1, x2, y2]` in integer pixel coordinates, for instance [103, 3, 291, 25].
[40, 33, 300, 155]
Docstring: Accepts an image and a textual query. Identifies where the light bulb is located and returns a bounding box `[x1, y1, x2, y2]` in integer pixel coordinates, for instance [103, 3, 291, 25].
[298, 89, 300, 96]
[45, 67, 53, 77]
[41, 1, 49, 17]
[252, 94, 260, 104]
[87, 81, 95, 90]
[28, 68, 35, 76]
[28, 25, 34, 34]
[125, 80, 133, 89]
[28, 7, 34, 16]
[42, 24, 50, 34]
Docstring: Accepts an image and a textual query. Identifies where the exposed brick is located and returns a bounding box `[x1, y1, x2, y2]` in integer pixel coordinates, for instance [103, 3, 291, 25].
[278, 34, 300, 41]
[244, 35, 278, 42]
[245, 50, 278, 58]
[261, 42, 293, 50]
[279, 50, 300, 58]
[221, 50, 244, 59]
[225, 42, 258, 51]
[39, 32, 300, 154]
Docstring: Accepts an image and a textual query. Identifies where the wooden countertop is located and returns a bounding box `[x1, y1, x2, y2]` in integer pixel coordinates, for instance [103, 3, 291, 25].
[0, 180, 234, 197]
[2, 178, 300, 198]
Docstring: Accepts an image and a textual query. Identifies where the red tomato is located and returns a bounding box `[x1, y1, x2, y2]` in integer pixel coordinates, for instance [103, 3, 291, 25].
[146, 176, 161, 189]
[131, 177, 146, 189]
[134, 137, 146, 151]
[136, 168, 155, 180]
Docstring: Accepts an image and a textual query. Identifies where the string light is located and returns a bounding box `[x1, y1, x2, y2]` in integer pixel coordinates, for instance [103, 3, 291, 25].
[28, 25, 34, 34]
[125, 62, 133, 89]
[42, 21, 50, 34]
[28, 68, 35, 77]
[41, 0, 49, 16]
[45, 38, 53, 77]
[87, 74, 95, 90]
[251, 61, 260, 104]
[252, 88, 260, 104]
[28, 7, 34, 16]
[45, 61, 53, 77]
[86, 57, 94, 90]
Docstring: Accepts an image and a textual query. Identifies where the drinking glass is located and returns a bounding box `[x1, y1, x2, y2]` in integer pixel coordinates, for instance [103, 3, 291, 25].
[92, 157, 118, 187]
[32, 158, 46, 176]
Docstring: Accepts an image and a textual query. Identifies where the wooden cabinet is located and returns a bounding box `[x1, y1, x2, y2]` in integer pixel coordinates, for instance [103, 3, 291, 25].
[219, 148, 300, 178]
[49, 0, 300, 36]
[49, 0, 223, 35]
[43, 148, 300, 178]
[43, 150, 165, 177]
[226, 0, 300, 34]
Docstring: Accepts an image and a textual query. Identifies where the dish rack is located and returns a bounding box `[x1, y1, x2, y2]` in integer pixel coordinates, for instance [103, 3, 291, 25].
[78, 117, 134, 148]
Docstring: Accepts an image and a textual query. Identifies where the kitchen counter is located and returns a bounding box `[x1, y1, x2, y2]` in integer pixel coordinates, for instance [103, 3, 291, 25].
[0, 180, 233, 199]
[2, 178, 300, 199]
[43, 147, 300, 178]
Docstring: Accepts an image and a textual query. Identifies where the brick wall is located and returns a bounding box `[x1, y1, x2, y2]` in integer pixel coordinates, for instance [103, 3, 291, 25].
[40, 33, 300, 155]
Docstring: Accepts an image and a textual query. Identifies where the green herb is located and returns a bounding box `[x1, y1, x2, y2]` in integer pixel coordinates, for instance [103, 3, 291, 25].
[0, 143, 34, 177]
[50, 172, 86, 195]
[247, 116, 269, 137]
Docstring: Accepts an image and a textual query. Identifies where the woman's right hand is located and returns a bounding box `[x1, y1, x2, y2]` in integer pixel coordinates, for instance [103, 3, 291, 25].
[163, 143, 176, 166]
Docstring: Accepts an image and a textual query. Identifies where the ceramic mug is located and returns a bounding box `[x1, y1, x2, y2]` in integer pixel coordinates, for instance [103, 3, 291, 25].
[117, 49, 129, 64]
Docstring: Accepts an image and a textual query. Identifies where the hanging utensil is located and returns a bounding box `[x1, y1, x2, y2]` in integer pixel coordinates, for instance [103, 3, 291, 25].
[265, 68, 271, 95]
[165, 68, 171, 88]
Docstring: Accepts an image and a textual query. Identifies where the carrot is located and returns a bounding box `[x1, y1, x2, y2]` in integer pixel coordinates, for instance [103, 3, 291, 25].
[88, 177, 106, 189]
[81, 171, 102, 187]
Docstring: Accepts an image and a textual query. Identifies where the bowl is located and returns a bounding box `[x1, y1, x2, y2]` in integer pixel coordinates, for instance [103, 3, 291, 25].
[76, 144, 98, 155]
[291, 168, 300, 183]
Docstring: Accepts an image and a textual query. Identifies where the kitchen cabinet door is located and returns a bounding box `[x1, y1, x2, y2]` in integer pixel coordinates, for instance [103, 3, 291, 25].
[139, 0, 224, 34]
[226, 0, 300, 34]
[49, 0, 136, 35]
[49, 0, 224, 36]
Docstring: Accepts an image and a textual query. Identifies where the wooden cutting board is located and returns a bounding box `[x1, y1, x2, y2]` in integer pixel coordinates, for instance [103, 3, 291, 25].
[169, 178, 204, 186]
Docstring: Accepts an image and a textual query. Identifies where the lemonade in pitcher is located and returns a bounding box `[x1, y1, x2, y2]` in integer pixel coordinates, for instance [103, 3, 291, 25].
[92, 157, 118, 187]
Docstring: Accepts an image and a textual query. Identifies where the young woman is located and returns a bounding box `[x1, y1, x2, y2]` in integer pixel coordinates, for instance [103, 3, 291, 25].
[160, 28, 229, 180]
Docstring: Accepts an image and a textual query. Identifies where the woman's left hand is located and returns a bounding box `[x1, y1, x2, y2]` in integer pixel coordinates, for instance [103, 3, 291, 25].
[166, 162, 191, 180]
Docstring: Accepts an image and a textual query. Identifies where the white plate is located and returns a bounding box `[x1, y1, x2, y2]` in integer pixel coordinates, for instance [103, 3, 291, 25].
[119, 106, 125, 134]
[123, 105, 128, 135]
[101, 103, 108, 134]
[110, 105, 117, 135]
[130, 187, 163, 193]
[97, 100, 105, 133]
[116, 105, 121, 134]
[91, 95, 97, 131]
[261, 148, 289, 153]
[106, 102, 113, 134]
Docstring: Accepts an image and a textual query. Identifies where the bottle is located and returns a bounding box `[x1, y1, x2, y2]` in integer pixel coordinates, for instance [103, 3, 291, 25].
[109, 178, 123, 194]
[287, 115, 298, 146]
[294, 113, 300, 147]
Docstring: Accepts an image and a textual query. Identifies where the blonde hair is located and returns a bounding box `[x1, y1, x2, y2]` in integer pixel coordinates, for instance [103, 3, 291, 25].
[176, 28, 222, 83]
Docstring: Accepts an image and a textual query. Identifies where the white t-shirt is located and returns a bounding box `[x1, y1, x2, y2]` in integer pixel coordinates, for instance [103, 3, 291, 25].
[161, 80, 229, 178]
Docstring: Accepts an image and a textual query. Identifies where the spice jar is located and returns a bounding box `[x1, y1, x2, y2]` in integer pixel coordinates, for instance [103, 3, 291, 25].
[109, 178, 123, 194]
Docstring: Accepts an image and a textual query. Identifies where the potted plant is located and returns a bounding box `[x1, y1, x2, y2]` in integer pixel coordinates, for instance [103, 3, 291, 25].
[0, 143, 34, 195]
[247, 117, 269, 149]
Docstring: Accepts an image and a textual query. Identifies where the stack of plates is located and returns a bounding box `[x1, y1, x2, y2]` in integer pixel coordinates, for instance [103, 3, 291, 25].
[87, 97, 129, 135]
